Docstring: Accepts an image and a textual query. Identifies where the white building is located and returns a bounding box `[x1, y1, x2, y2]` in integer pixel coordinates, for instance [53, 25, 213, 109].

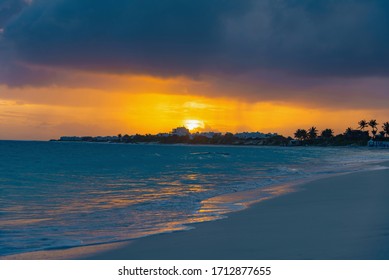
[171, 127, 190, 137]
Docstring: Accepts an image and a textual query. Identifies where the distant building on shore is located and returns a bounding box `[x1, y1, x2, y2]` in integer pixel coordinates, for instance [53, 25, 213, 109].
[171, 127, 190, 137]
[59, 136, 82, 141]
[59, 136, 119, 142]
[94, 136, 119, 142]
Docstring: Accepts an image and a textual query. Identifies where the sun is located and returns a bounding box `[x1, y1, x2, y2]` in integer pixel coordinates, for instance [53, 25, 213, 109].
[184, 119, 205, 131]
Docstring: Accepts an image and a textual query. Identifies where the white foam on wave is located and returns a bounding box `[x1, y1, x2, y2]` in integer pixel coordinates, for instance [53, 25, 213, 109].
[2, 142, 389, 257]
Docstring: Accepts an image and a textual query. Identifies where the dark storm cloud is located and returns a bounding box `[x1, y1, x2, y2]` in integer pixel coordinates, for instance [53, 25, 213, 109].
[238, 0, 389, 77]
[2, 0, 250, 77]
[1, 0, 389, 90]
[0, 0, 28, 28]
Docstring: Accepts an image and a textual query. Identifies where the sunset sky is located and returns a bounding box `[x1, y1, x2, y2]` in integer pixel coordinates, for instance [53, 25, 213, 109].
[1, 0, 389, 140]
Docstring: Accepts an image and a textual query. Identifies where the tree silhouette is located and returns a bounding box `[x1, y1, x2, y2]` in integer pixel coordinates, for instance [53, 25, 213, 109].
[344, 127, 353, 135]
[369, 119, 378, 138]
[383, 122, 389, 138]
[294, 129, 308, 141]
[321, 128, 334, 139]
[358, 120, 368, 131]
[308, 126, 318, 140]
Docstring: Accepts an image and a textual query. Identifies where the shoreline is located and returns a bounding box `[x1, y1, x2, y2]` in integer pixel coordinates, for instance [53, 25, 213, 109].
[51, 139, 377, 148]
[3, 161, 389, 260]
[0, 179, 302, 260]
[0, 139, 384, 150]
[88, 162, 389, 260]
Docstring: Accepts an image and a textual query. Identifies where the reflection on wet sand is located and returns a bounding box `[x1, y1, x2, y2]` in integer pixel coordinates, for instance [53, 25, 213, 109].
[200, 184, 297, 215]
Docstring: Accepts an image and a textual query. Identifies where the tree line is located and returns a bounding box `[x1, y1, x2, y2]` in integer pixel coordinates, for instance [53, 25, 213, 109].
[294, 120, 389, 143]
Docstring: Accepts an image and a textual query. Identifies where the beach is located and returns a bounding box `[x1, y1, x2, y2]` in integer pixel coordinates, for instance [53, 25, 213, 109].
[83, 164, 389, 260]
[2, 0, 389, 269]
[7, 162, 386, 260]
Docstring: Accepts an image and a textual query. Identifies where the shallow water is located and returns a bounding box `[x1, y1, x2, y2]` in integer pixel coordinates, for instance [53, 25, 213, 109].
[1, 141, 389, 256]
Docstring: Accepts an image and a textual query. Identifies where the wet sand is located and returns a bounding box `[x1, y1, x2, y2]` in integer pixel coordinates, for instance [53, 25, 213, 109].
[88, 164, 389, 260]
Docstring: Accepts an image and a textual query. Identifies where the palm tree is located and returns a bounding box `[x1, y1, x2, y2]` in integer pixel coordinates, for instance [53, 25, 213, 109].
[301, 129, 308, 141]
[294, 129, 308, 141]
[383, 122, 389, 137]
[369, 119, 378, 138]
[358, 120, 368, 131]
[308, 126, 318, 140]
[321, 128, 334, 139]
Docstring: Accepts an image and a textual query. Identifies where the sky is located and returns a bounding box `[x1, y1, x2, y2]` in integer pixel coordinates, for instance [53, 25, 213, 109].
[1, 0, 389, 140]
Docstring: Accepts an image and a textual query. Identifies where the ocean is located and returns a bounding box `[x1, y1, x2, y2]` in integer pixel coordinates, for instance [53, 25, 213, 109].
[1, 141, 389, 257]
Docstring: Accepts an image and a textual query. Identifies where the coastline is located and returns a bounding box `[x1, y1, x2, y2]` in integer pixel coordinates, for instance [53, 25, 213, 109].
[88, 162, 389, 260]
[3, 161, 389, 260]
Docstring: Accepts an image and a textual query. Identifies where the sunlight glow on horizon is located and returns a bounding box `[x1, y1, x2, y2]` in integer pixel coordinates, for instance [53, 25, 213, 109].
[1, 84, 389, 140]
[184, 119, 205, 131]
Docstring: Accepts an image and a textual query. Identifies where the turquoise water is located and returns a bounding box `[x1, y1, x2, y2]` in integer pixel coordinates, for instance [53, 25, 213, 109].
[1, 141, 389, 257]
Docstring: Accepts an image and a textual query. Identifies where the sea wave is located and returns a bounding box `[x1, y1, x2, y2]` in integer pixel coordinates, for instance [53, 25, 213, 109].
[1, 141, 389, 256]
